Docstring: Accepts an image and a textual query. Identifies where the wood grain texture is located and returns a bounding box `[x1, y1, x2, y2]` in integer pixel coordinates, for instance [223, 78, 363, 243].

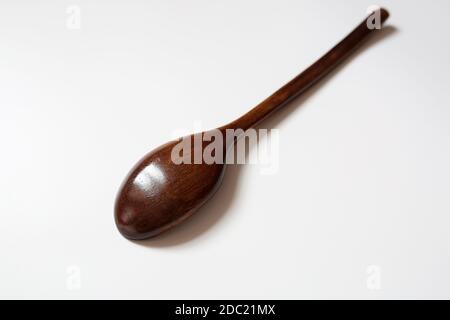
[115, 9, 390, 240]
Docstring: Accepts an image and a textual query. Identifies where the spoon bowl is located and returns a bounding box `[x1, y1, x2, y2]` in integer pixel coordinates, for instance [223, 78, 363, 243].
[115, 135, 227, 239]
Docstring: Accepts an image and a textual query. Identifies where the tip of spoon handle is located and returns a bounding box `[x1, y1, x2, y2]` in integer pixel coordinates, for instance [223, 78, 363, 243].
[379, 8, 390, 23]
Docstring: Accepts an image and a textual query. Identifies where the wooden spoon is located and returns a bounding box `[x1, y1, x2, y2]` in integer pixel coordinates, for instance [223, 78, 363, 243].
[115, 9, 390, 239]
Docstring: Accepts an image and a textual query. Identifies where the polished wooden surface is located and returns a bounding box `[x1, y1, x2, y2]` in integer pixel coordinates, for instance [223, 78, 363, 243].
[115, 9, 390, 240]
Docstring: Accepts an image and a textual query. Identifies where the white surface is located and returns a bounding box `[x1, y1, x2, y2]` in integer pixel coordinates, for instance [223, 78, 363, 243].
[1, 0, 450, 299]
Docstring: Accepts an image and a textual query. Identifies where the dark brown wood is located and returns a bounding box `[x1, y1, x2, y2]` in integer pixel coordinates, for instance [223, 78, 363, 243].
[115, 9, 390, 240]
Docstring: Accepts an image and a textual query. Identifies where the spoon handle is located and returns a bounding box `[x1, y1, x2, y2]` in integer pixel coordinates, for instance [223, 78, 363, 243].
[224, 8, 389, 131]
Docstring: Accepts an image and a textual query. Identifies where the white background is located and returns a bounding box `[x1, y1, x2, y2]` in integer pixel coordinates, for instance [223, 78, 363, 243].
[1, 0, 450, 299]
